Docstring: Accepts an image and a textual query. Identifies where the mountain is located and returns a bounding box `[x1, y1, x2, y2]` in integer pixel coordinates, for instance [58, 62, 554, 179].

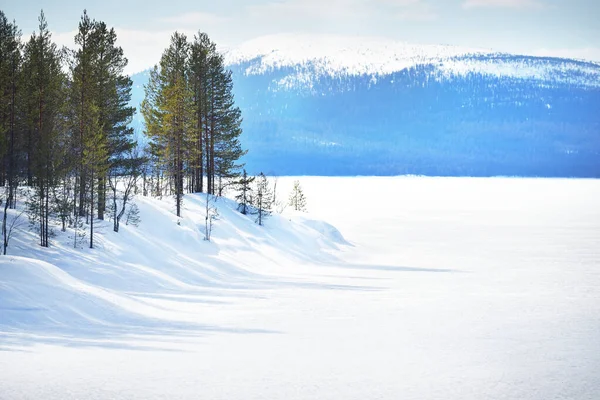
[129, 34, 600, 177]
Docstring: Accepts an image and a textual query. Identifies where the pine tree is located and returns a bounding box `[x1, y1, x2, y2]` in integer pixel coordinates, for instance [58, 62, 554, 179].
[212, 68, 245, 187]
[188, 32, 213, 193]
[0, 12, 21, 254]
[142, 32, 192, 218]
[206, 51, 246, 194]
[142, 31, 247, 217]
[69, 11, 135, 222]
[187, 32, 246, 196]
[141, 65, 167, 197]
[89, 21, 135, 220]
[235, 169, 254, 215]
[82, 105, 108, 248]
[0, 10, 142, 251]
[253, 172, 273, 226]
[22, 11, 65, 247]
[288, 180, 307, 212]
[70, 10, 96, 219]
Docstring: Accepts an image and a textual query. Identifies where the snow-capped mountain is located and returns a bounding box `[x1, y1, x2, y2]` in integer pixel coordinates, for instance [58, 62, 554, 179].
[225, 34, 600, 87]
[130, 34, 600, 177]
[224, 34, 491, 77]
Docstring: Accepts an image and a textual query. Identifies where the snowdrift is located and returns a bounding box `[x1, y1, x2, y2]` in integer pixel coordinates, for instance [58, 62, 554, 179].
[0, 256, 177, 335]
[0, 193, 350, 338]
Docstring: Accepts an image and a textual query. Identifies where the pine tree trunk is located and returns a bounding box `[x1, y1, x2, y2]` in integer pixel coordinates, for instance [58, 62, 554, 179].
[113, 184, 119, 233]
[39, 180, 44, 247]
[196, 102, 203, 193]
[90, 168, 94, 249]
[197, 78, 204, 193]
[2, 198, 8, 255]
[98, 176, 105, 220]
[176, 117, 182, 217]
[211, 91, 216, 195]
[27, 129, 33, 186]
[8, 54, 16, 209]
[204, 85, 211, 195]
[45, 173, 50, 247]
[79, 53, 86, 218]
[78, 172, 86, 217]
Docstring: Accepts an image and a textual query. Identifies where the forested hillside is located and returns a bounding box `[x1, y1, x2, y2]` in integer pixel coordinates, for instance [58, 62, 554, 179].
[0, 10, 249, 253]
[130, 34, 600, 177]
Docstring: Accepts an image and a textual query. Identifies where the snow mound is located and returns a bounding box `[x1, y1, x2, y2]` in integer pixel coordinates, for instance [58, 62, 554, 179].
[0, 256, 167, 335]
[0, 192, 350, 336]
[292, 214, 350, 247]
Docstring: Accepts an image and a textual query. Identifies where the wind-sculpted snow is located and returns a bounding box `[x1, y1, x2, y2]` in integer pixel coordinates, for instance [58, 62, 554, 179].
[0, 256, 188, 337]
[1, 177, 599, 400]
[0, 192, 350, 340]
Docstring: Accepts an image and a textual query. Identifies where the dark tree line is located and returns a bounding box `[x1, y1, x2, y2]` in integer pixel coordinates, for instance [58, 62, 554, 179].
[0, 10, 139, 251]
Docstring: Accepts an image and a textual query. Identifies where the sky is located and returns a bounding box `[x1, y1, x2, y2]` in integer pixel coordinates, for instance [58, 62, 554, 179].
[2, 0, 599, 74]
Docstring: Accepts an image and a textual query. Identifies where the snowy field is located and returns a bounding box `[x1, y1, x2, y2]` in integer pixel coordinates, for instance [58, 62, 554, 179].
[1, 177, 599, 400]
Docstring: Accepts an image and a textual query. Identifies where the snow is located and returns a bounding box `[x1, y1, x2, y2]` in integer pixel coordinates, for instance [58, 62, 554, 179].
[224, 34, 600, 89]
[436, 57, 600, 87]
[1, 177, 599, 399]
[225, 33, 491, 77]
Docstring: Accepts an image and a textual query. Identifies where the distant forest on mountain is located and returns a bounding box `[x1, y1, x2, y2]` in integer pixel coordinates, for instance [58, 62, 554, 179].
[130, 43, 600, 177]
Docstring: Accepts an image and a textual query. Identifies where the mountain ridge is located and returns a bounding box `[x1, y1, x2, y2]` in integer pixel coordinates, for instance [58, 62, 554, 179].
[129, 34, 600, 177]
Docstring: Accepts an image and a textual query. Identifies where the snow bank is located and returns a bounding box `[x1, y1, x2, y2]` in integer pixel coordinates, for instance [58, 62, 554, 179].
[0, 192, 350, 336]
[1, 177, 599, 400]
[0, 256, 159, 333]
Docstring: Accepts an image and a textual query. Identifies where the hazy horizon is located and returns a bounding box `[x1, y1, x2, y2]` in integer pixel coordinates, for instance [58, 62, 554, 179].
[3, 0, 599, 74]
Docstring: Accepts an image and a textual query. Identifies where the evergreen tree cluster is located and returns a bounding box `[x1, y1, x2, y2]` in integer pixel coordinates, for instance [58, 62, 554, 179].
[233, 172, 308, 227]
[0, 10, 138, 250]
[141, 32, 246, 218]
[1, 9, 251, 252]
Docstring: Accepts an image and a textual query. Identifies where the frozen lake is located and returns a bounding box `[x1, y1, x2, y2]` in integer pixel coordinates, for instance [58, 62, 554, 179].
[1, 177, 599, 399]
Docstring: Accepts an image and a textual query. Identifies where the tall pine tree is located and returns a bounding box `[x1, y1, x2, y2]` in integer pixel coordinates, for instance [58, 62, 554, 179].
[0, 12, 21, 254]
[142, 32, 191, 217]
[142, 31, 248, 218]
[22, 11, 65, 247]
[90, 21, 135, 220]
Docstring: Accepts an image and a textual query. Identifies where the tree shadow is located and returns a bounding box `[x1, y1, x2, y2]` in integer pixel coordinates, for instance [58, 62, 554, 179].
[264, 279, 384, 292]
[0, 318, 280, 352]
[338, 264, 463, 273]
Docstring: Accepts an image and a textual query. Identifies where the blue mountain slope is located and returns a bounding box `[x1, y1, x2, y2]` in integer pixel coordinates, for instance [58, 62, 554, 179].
[129, 37, 600, 177]
[129, 69, 150, 136]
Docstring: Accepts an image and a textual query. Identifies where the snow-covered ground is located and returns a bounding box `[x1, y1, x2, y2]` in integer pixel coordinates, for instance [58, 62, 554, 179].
[1, 177, 599, 400]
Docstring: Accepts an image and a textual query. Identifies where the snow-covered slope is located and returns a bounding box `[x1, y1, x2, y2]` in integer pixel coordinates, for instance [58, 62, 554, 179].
[1, 177, 599, 400]
[0, 192, 348, 339]
[225, 34, 489, 77]
[225, 33, 600, 87]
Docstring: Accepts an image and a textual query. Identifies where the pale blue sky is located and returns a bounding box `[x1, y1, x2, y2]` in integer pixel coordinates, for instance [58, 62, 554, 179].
[3, 0, 599, 74]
